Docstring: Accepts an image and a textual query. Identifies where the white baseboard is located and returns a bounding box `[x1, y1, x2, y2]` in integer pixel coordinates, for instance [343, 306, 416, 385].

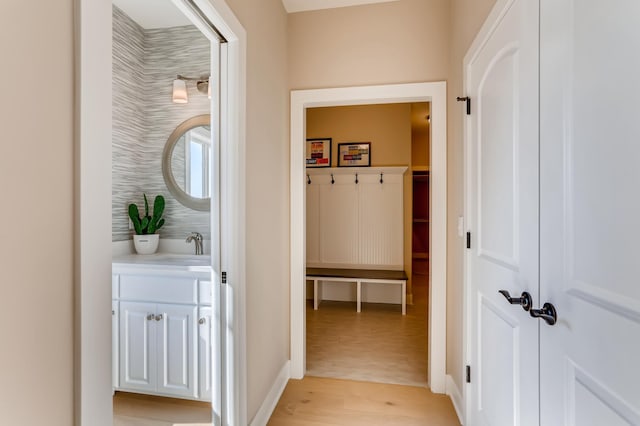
[249, 361, 290, 426]
[446, 374, 464, 425]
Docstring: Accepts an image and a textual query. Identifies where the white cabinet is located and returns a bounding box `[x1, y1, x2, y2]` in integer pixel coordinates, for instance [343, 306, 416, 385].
[120, 301, 158, 393]
[112, 273, 119, 391]
[198, 306, 212, 401]
[120, 302, 197, 399]
[112, 262, 212, 401]
[112, 300, 119, 390]
[156, 303, 197, 398]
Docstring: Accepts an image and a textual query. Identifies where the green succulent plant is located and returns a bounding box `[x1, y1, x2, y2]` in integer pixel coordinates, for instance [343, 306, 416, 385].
[128, 194, 166, 235]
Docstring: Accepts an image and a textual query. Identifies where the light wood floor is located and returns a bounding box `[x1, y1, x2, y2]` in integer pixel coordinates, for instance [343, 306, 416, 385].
[268, 261, 461, 425]
[306, 266, 429, 386]
[113, 392, 212, 425]
[267, 376, 460, 426]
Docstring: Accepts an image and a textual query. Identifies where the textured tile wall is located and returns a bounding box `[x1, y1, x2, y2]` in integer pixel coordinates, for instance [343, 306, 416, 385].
[112, 6, 210, 242]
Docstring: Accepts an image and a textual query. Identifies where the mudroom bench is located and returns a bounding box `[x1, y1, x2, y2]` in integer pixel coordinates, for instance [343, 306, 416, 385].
[306, 267, 408, 315]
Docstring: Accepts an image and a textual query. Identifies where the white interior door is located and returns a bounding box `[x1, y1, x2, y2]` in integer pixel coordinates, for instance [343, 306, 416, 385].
[465, 0, 539, 424]
[539, 0, 640, 423]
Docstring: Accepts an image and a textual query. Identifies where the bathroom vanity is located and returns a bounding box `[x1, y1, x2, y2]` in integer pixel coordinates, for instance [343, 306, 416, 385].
[112, 254, 213, 401]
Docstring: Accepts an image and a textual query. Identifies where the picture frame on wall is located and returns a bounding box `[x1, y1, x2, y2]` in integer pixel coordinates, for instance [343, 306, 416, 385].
[337, 142, 371, 167]
[306, 138, 332, 168]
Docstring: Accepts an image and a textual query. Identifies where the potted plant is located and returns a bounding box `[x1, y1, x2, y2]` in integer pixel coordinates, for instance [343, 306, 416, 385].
[128, 194, 165, 254]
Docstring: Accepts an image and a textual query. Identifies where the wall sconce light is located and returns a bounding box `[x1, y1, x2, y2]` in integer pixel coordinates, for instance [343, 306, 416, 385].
[172, 74, 210, 104]
[172, 79, 188, 104]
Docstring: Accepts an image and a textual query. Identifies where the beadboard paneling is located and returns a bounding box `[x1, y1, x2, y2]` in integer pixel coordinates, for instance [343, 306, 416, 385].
[112, 6, 210, 242]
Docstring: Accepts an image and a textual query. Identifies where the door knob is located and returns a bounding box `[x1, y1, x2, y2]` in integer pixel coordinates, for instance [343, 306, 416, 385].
[498, 290, 532, 311]
[530, 302, 557, 326]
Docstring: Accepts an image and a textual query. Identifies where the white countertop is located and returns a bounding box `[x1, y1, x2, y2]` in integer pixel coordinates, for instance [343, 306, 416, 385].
[112, 253, 212, 273]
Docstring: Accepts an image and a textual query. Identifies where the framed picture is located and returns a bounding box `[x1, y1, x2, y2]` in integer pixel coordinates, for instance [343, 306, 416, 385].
[306, 138, 332, 168]
[337, 142, 371, 167]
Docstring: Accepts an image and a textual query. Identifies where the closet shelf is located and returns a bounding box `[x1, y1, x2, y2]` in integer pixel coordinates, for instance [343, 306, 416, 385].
[306, 166, 408, 175]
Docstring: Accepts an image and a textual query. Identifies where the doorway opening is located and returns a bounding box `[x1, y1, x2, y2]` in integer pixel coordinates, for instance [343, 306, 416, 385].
[110, 1, 214, 423]
[303, 102, 431, 386]
[290, 82, 447, 393]
[76, 0, 247, 423]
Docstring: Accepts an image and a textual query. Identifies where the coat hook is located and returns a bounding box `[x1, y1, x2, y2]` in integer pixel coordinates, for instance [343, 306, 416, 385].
[307, 174, 311, 184]
[355, 173, 359, 184]
[380, 173, 384, 184]
[331, 174, 335, 184]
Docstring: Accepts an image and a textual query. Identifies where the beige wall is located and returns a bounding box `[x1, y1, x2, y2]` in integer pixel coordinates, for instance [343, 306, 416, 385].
[289, 0, 450, 89]
[306, 104, 413, 294]
[447, 0, 497, 390]
[225, 0, 290, 420]
[0, 1, 74, 424]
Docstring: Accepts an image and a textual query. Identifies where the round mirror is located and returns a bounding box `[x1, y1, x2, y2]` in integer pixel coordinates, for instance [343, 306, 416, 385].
[162, 114, 211, 211]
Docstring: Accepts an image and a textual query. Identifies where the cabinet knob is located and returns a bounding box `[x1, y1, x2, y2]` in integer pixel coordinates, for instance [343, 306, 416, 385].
[146, 314, 154, 321]
[199, 317, 206, 325]
[155, 314, 163, 321]
[112, 310, 115, 315]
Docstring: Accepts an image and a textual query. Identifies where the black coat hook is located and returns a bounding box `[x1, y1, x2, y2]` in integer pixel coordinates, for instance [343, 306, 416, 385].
[331, 174, 335, 184]
[355, 173, 359, 184]
[380, 173, 384, 184]
[307, 174, 311, 184]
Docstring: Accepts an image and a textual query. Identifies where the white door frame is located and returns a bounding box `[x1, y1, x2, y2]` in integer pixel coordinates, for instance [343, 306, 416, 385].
[290, 82, 448, 393]
[75, 0, 247, 424]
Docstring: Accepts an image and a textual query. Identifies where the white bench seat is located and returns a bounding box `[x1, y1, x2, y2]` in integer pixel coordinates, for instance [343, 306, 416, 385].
[306, 267, 408, 315]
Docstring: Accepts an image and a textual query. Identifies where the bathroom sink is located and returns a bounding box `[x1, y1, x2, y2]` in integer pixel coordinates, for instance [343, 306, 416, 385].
[148, 253, 211, 266]
[113, 253, 211, 268]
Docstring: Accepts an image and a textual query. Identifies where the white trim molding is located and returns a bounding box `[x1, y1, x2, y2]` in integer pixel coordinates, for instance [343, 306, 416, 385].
[282, 0, 400, 13]
[446, 374, 464, 425]
[249, 361, 291, 426]
[289, 81, 448, 393]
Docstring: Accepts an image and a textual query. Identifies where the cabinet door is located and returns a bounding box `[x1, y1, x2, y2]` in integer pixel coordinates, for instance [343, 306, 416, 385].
[156, 303, 198, 398]
[198, 307, 213, 401]
[112, 300, 119, 390]
[120, 301, 157, 392]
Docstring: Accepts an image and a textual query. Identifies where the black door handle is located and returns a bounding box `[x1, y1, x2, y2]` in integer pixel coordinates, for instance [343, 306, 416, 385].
[498, 290, 532, 311]
[530, 302, 557, 326]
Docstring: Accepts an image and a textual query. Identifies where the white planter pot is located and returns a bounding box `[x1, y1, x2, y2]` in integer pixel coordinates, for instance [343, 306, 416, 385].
[133, 234, 160, 255]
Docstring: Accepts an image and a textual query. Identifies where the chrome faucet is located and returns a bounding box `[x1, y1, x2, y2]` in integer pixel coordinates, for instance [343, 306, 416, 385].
[185, 232, 204, 255]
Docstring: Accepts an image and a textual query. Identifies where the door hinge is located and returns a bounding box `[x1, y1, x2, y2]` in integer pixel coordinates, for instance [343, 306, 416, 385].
[221, 271, 227, 284]
[466, 232, 471, 249]
[457, 96, 471, 115]
[466, 365, 471, 383]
